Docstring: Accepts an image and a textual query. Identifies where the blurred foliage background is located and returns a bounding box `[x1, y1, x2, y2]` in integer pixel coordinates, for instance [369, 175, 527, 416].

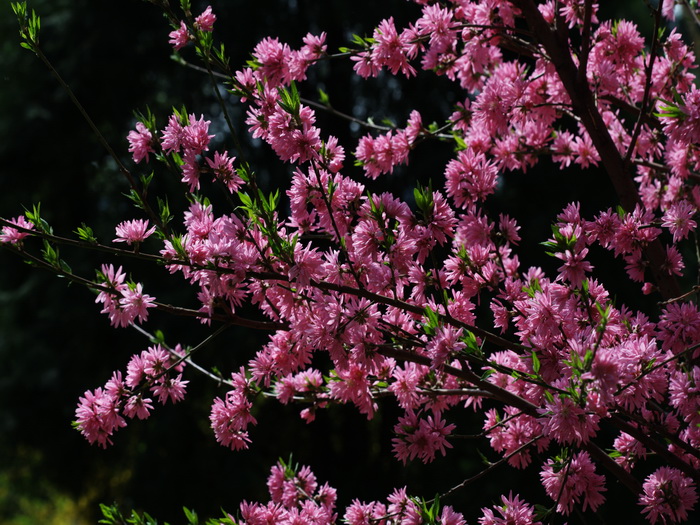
[0, 1, 697, 523]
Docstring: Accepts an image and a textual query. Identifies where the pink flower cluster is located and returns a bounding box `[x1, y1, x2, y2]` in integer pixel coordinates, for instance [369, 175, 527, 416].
[351, 17, 418, 78]
[75, 344, 187, 448]
[128, 111, 245, 193]
[355, 111, 423, 179]
[640, 467, 698, 525]
[209, 369, 257, 450]
[540, 451, 606, 515]
[61, 0, 700, 522]
[168, 5, 216, 50]
[0, 215, 34, 245]
[237, 460, 547, 525]
[237, 460, 337, 524]
[113, 219, 156, 245]
[95, 264, 155, 327]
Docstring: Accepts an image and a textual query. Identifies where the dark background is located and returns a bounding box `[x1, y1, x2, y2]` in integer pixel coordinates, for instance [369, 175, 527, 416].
[0, 1, 694, 524]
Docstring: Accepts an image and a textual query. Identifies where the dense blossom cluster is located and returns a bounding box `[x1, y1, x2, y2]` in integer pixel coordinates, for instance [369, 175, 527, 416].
[7, 0, 700, 523]
[94, 264, 156, 328]
[75, 344, 188, 448]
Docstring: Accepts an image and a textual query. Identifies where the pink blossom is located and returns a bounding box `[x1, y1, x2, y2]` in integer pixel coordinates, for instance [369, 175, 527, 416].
[127, 121, 154, 163]
[151, 374, 188, 404]
[392, 410, 455, 464]
[662, 200, 697, 242]
[439, 505, 466, 525]
[0, 215, 34, 244]
[300, 32, 327, 61]
[343, 500, 386, 525]
[194, 6, 216, 32]
[161, 113, 184, 153]
[206, 151, 242, 192]
[123, 394, 153, 420]
[168, 22, 190, 50]
[74, 387, 126, 448]
[540, 394, 600, 445]
[113, 219, 156, 245]
[479, 492, 542, 525]
[118, 283, 156, 325]
[426, 325, 465, 369]
[613, 431, 647, 471]
[541, 451, 606, 514]
[444, 149, 499, 208]
[370, 17, 416, 77]
[559, 0, 599, 29]
[182, 114, 213, 155]
[209, 391, 256, 451]
[253, 37, 293, 87]
[639, 467, 698, 524]
[661, 85, 700, 145]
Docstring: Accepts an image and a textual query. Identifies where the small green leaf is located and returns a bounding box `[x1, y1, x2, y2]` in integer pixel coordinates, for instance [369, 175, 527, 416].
[318, 88, 330, 107]
[183, 507, 198, 525]
[75, 223, 97, 243]
[531, 351, 541, 374]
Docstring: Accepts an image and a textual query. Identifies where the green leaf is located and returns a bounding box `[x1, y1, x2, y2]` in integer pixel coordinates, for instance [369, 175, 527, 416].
[158, 197, 173, 231]
[11, 2, 27, 17]
[58, 258, 72, 275]
[531, 350, 541, 374]
[75, 223, 97, 243]
[125, 188, 146, 211]
[28, 9, 40, 43]
[25, 202, 52, 234]
[452, 133, 467, 151]
[413, 180, 434, 215]
[318, 88, 330, 107]
[153, 330, 166, 344]
[41, 239, 57, 265]
[183, 507, 198, 525]
[543, 389, 555, 404]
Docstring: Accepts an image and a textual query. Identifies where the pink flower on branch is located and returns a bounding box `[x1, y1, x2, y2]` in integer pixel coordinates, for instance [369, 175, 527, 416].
[540, 451, 606, 515]
[194, 6, 216, 32]
[113, 219, 156, 245]
[168, 21, 190, 50]
[639, 467, 698, 525]
[126, 121, 154, 163]
[26, 0, 700, 521]
[0, 215, 34, 245]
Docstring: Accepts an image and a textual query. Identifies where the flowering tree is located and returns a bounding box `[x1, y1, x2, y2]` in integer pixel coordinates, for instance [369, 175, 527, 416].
[5, 0, 700, 523]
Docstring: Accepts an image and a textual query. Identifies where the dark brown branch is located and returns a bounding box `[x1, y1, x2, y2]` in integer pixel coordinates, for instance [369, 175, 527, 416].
[511, 0, 680, 300]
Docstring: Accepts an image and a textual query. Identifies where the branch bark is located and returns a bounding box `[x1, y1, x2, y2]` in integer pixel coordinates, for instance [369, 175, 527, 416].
[511, 0, 681, 300]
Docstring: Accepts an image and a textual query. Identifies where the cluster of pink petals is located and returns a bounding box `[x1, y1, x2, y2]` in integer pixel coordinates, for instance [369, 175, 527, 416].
[95, 264, 156, 327]
[74, 1, 700, 521]
[351, 17, 418, 78]
[639, 467, 698, 524]
[75, 344, 187, 448]
[355, 111, 422, 179]
[245, 462, 467, 525]
[540, 451, 606, 515]
[479, 492, 542, 525]
[126, 122, 154, 164]
[136, 111, 243, 193]
[113, 219, 156, 245]
[0, 215, 34, 245]
[209, 369, 257, 450]
[168, 6, 216, 50]
[238, 461, 337, 525]
[247, 32, 327, 89]
[392, 410, 456, 464]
